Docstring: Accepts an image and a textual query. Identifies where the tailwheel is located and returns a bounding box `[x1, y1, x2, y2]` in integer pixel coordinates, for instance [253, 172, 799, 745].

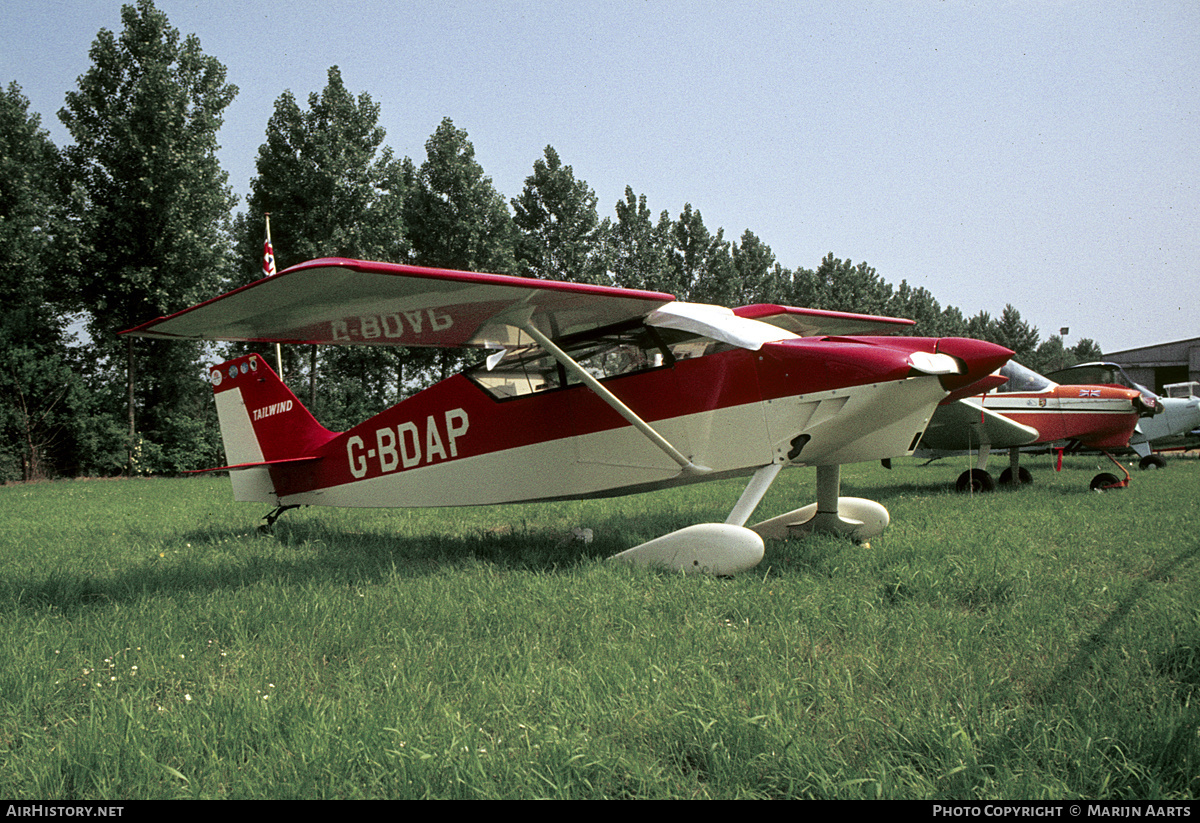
[998, 466, 1033, 486]
[956, 469, 995, 493]
[258, 504, 301, 533]
[1090, 472, 1125, 492]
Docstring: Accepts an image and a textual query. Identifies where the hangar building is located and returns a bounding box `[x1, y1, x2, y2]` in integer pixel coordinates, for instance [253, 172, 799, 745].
[1103, 336, 1200, 395]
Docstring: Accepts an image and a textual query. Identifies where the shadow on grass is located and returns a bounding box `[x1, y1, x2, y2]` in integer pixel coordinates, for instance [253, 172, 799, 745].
[1038, 537, 1200, 705]
[0, 504, 735, 614]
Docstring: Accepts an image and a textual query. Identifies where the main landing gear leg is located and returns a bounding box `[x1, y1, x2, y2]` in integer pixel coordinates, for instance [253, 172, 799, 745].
[749, 464, 889, 542]
[998, 446, 1033, 487]
[1090, 451, 1131, 492]
[956, 444, 996, 492]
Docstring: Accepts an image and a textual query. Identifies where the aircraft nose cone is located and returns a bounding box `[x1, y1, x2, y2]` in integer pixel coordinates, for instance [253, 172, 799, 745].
[1135, 393, 1161, 417]
[933, 338, 1015, 394]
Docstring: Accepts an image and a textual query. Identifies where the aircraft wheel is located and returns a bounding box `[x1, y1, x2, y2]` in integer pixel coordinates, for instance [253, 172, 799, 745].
[998, 466, 1033, 486]
[956, 469, 995, 493]
[1138, 454, 1167, 470]
[1090, 472, 1124, 492]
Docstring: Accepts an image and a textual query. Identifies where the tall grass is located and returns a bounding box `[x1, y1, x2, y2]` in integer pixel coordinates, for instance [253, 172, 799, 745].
[0, 453, 1197, 798]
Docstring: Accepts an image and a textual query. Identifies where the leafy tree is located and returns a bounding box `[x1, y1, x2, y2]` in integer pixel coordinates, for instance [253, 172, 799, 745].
[0, 83, 72, 350]
[729, 230, 784, 306]
[810, 254, 894, 315]
[1031, 334, 1068, 375]
[992, 304, 1040, 365]
[1073, 338, 1103, 362]
[403, 117, 515, 275]
[966, 310, 995, 342]
[58, 0, 237, 473]
[401, 118, 516, 381]
[668, 204, 733, 304]
[888, 280, 945, 337]
[938, 305, 969, 339]
[1029, 334, 1104, 375]
[234, 65, 407, 279]
[0, 83, 91, 479]
[233, 66, 409, 430]
[605, 186, 671, 293]
[780, 264, 822, 310]
[511, 145, 606, 284]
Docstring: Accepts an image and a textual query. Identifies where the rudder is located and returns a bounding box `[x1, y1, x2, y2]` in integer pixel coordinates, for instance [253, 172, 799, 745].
[209, 354, 335, 502]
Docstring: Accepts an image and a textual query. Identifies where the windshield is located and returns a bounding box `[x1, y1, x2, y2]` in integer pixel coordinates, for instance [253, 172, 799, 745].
[1050, 363, 1157, 398]
[994, 361, 1054, 393]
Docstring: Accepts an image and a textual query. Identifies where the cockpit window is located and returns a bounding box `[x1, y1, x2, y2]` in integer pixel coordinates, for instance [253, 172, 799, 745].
[1049, 363, 1158, 398]
[1059, 365, 1118, 386]
[466, 324, 674, 400]
[994, 361, 1054, 393]
[468, 344, 563, 398]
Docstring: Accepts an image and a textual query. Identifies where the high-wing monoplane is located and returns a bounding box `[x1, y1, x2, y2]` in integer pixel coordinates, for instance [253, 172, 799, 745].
[917, 360, 1151, 492]
[1045, 362, 1200, 469]
[123, 258, 1011, 574]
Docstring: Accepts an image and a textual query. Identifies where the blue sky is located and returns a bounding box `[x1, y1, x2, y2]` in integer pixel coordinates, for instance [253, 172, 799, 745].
[4, 0, 1197, 354]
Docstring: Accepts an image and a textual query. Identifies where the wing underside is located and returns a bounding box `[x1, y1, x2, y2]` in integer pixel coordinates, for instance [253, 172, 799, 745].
[122, 258, 676, 348]
[919, 399, 1041, 451]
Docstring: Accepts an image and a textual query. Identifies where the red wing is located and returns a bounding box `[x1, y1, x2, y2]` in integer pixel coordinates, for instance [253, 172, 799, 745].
[733, 304, 915, 337]
[121, 258, 676, 348]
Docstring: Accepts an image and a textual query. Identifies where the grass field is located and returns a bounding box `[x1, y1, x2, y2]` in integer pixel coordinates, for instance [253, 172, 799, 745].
[1, 453, 1198, 799]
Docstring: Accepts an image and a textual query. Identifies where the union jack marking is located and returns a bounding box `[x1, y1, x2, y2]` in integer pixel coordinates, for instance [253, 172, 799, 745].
[1079, 388, 1101, 397]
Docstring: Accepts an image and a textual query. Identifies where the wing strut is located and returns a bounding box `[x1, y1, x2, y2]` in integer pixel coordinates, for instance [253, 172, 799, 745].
[517, 321, 712, 477]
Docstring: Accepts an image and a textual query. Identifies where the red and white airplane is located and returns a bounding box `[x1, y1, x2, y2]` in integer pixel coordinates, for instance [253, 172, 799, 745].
[917, 360, 1152, 492]
[123, 258, 1012, 574]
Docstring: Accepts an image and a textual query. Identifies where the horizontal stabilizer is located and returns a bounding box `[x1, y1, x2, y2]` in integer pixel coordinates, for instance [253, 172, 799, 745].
[189, 456, 323, 474]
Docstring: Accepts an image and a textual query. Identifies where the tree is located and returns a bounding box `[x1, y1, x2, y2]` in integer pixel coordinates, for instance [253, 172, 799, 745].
[966, 310, 995, 342]
[401, 118, 517, 382]
[667, 204, 733, 303]
[992, 304, 1040, 365]
[811, 254, 894, 315]
[233, 66, 409, 430]
[1031, 334, 1068, 375]
[58, 0, 237, 473]
[782, 264, 822, 310]
[888, 280, 945, 337]
[1029, 334, 1103, 375]
[0, 83, 93, 479]
[605, 186, 671, 292]
[234, 66, 407, 279]
[403, 117, 515, 276]
[938, 304, 969, 339]
[511, 146, 606, 284]
[1073, 338, 1103, 362]
[729, 230, 783, 306]
[0, 83, 71, 350]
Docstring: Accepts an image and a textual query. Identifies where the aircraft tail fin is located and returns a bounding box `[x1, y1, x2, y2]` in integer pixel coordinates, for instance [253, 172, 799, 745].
[208, 354, 335, 502]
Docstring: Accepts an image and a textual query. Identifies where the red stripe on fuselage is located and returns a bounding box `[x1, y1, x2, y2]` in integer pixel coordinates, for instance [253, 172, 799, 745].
[979, 385, 1140, 447]
[268, 336, 941, 497]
